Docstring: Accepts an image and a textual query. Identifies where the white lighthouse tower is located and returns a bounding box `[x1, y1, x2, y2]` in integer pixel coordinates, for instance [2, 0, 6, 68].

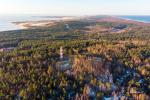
[60, 46, 64, 60]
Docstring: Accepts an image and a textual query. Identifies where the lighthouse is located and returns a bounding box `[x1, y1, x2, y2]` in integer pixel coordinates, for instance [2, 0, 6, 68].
[60, 46, 64, 60]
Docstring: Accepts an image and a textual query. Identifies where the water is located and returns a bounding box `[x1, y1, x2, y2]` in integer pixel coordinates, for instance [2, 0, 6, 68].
[118, 16, 150, 23]
[0, 14, 64, 32]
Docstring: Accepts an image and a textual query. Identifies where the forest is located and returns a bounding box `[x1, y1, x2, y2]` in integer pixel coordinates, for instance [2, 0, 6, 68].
[0, 17, 150, 99]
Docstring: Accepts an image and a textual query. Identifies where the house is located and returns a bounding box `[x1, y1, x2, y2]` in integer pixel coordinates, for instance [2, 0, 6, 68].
[65, 24, 70, 30]
[0, 48, 4, 52]
[56, 58, 72, 71]
[0, 47, 15, 52]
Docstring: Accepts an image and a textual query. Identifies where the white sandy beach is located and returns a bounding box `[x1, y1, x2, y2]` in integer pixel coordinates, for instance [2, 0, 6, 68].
[13, 16, 79, 29]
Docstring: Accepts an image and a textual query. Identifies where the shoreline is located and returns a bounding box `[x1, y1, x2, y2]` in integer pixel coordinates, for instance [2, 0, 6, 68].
[114, 16, 150, 24]
[12, 16, 80, 29]
[0, 15, 150, 32]
[0, 16, 79, 32]
[13, 20, 55, 29]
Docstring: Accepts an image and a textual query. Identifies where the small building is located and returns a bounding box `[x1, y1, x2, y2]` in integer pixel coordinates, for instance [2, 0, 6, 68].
[0, 48, 4, 52]
[0, 47, 15, 52]
[56, 57, 73, 71]
[65, 24, 70, 30]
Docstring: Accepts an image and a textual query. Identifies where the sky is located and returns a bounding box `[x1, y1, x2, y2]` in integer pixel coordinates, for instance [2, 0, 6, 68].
[0, 0, 150, 16]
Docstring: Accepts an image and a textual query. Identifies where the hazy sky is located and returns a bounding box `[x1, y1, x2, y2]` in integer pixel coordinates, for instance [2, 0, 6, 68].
[0, 0, 149, 15]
